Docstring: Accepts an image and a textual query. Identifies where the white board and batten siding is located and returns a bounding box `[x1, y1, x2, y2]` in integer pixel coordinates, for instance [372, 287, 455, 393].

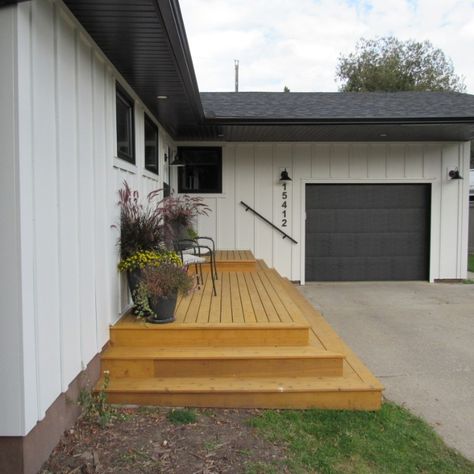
[0, 0, 171, 436]
[186, 142, 470, 283]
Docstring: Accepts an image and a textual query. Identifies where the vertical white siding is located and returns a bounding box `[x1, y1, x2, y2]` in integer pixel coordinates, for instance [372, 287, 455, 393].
[56, 9, 81, 392]
[254, 144, 274, 266]
[192, 141, 470, 283]
[8, 0, 168, 435]
[31, 0, 62, 417]
[0, 4, 24, 436]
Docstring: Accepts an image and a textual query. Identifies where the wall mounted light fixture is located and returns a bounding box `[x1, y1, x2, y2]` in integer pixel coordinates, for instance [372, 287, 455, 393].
[448, 168, 463, 180]
[280, 168, 292, 181]
[170, 153, 185, 167]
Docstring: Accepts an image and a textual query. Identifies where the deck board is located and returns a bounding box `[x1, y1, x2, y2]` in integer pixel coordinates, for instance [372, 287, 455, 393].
[243, 272, 268, 323]
[237, 272, 256, 323]
[230, 272, 245, 323]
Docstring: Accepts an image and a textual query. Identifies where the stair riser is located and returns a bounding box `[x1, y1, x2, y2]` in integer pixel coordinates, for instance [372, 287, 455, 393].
[101, 357, 343, 378]
[110, 327, 309, 347]
[104, 390, 382, 410]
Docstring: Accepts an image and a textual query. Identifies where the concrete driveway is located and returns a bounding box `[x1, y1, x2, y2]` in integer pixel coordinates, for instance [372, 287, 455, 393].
[298, 281, 474, 461]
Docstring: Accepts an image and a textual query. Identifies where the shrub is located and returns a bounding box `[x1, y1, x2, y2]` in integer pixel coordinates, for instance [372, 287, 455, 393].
[118, 249, 182, 273]
[141, 262, 194, 299]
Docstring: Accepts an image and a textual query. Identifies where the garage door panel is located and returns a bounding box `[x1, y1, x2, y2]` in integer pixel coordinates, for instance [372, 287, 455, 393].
[306, 232, 428, 258]
[305, 184, 430, 281]
[306, 256, 429, 281]
[306, 209, 428, 234]
[307, 185, 430, 210]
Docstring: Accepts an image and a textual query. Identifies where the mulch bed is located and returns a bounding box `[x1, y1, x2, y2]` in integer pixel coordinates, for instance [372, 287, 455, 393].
[41, 407, 288, 473]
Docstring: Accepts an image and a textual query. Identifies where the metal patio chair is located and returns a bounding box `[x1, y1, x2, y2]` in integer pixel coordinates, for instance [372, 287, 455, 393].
[175, 238, 217, 296]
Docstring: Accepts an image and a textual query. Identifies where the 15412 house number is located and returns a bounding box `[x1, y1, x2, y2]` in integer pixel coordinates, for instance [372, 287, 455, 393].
[281, 182, 288, 227]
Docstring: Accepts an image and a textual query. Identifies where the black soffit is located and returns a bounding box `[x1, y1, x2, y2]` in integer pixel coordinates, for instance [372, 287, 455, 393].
[55, 1, 474, 142]
[63, 0, 204, 137]
[179, 122, 474, 142]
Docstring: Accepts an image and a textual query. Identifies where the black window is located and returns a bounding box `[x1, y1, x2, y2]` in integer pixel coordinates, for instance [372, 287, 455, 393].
[177, 147, 222, 194]
[144, 114, 159, 174]
[470, 140, 474, 169]
[116, 84, 135, 163]
[164, 146, 171, 197]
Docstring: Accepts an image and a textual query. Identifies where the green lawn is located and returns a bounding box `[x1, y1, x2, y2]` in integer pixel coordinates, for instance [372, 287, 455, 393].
[249, 402, 474, 474]
[468, 255, 474, 273]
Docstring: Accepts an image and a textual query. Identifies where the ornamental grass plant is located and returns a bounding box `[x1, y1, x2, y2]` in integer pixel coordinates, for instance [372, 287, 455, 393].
[117, 181, 165, 259]
[160, 194, 210, 240]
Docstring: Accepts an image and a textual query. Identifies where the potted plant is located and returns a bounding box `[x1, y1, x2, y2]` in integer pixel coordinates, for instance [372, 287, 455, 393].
[117, 249, 170, 314]
[116, 181, 164, 313]
[160, 194, 210, 243]
[140, 255, 194, 324]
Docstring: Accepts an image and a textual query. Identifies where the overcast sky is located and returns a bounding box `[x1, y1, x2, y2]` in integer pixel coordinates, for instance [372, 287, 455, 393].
[179, 0, 474, 93]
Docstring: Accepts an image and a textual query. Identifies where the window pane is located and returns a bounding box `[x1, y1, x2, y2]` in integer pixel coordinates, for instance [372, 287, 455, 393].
[177, 147, 222, 194]
[144, 115, 159, 174]
[116, 85, 135, 163]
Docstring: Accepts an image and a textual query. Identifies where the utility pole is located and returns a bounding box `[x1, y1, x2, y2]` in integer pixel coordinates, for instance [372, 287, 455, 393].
[234, 59, 239, 92]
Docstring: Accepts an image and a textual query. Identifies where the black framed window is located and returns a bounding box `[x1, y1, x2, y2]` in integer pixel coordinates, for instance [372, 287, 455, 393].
[144, 114, 159, 174]
[177, 147, 222, 194]
[470, 140, 474, 169]
[116, 83, 135, 163]
[164, 146, 171, 197]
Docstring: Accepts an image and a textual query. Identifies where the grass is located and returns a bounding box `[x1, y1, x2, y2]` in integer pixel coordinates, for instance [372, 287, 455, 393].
[166, 408, 197, 425]
[468, 254, 474, 273]
[249, 402, 474, 474]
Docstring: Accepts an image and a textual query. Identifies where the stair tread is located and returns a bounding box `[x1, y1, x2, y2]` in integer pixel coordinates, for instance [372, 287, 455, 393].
[97, 375, 380, 393]
[103, 345, 344, 360]
[112, 321, 310, 330]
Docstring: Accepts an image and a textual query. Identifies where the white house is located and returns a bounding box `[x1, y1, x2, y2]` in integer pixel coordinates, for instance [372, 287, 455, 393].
[1, 0, 473, 472]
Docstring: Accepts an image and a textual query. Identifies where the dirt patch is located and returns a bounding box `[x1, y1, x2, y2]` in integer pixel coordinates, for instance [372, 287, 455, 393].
[41, 407, 288, 473]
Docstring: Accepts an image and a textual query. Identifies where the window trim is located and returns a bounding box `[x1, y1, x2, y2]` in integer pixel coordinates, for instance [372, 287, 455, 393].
[144, 113, 159, 175]
[115, 83, 135, 164]
[177, 146, 223, 194]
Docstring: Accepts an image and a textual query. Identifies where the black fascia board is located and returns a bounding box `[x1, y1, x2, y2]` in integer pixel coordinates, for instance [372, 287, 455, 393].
[152, 0, 204, 124]
[0, 0, 29, 6]
[203, 116, 474, 126]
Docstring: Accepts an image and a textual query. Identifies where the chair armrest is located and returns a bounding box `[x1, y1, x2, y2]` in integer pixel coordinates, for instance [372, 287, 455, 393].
[195, 236, 216, 252]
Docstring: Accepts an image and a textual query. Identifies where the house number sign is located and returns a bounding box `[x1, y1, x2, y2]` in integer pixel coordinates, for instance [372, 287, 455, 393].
[281, 182, 288, 227]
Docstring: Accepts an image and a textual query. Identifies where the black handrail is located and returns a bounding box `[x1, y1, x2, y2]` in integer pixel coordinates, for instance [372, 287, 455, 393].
[240, 201, 298, 244]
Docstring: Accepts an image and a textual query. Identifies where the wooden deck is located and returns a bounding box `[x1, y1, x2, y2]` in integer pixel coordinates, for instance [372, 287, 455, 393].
[117, 263, 307, 326]
[99, 252, 383, 410]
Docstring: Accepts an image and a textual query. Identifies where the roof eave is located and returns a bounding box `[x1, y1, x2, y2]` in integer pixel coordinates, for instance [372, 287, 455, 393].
[155, 0, 204, 123]
[203, 116, 474, 126]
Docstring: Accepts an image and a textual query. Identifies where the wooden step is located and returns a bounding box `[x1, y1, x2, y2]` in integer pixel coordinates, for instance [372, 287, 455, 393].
[101, 346, 344, 378]
[212, 250, 257, 272]
[96, 376, 382, 410]
[110, 323, 310, 347]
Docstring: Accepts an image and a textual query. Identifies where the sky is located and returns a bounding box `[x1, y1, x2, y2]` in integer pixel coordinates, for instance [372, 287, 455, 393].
[179, 0, 474, 93]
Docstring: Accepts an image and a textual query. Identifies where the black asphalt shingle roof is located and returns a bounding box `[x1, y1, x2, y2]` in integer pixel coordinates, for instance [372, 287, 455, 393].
[200, 91, 474, 121]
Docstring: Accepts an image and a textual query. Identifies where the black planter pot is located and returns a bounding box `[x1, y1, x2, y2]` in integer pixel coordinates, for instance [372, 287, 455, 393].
[127, 268, 142, 303]
[127, 269, 151, 316]
[147, 292, 178, 324]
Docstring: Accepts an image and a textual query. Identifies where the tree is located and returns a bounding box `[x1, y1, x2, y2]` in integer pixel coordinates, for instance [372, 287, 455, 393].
[336, 36, 465, 92]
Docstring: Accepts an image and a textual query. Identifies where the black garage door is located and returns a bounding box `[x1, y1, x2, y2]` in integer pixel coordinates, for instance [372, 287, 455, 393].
[305, 184, 430, 281]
